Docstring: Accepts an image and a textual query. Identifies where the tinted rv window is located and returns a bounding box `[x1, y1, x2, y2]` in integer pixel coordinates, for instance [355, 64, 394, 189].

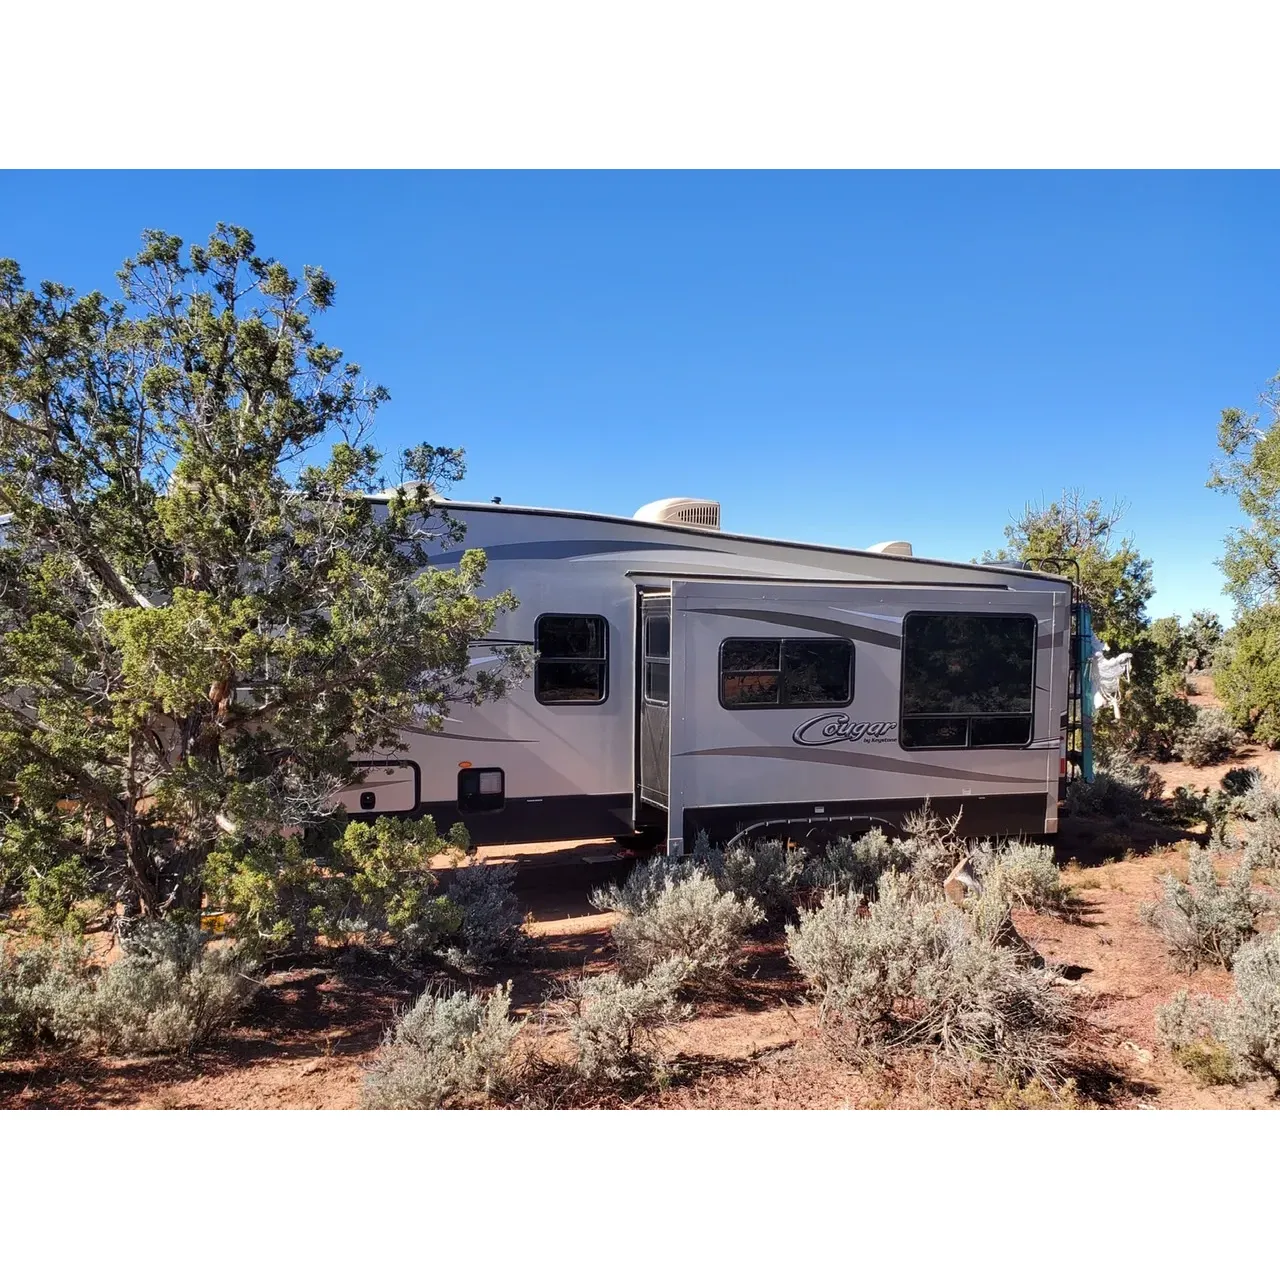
[782, 639, 854, 706]
[900, 613, 1036, 749]
[535, 614, 608, 704]
[720, 638, 853, 708]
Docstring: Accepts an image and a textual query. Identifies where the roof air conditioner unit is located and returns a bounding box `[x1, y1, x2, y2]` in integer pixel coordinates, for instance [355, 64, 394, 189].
[632, 497, 721, 530]
[867, 540, 913, 557]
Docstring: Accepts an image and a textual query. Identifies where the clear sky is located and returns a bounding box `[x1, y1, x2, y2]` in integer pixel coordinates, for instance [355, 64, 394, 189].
[3, 170, 1277, 622]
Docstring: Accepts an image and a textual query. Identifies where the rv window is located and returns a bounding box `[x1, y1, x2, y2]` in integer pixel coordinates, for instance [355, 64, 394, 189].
[645, 614, 670, 659]
[720, 638, 853, 708]
[721, 639, 782, 706]
[535, 614, 608, 704]
[900, 613, 1036, 750]
[781, 639, 854, 706]
[645, 659, 670, 704]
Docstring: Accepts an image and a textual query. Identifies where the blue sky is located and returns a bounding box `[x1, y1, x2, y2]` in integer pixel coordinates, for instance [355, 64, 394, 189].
[2, 170, 1277, 621]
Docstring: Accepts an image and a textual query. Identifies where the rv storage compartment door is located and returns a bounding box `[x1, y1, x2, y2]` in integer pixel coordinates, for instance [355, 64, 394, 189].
[331, 761, 420, 816]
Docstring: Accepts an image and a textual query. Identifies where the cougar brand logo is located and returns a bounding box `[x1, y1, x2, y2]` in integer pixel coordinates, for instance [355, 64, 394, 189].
[792, 714, 898, 746]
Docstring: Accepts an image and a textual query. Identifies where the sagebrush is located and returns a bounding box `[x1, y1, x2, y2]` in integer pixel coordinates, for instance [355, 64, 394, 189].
[0, 936, 95, 1055]
[443, 862, 527, 967]
[1156, 930, 1280, 1090]
[91, 923, 256, 1055]
[968, 839, 1071, 916]
[785, 872, 1070, 1083]
[802, 828, 910, 897]
[608, 870, 763, 992]
[362, 983, 520, 1109]
[1064, 757, 1163, 822]
[1174, 707, 1236, 767]
[1139, 850, 1266, 971]
[560, 959, 688, 1085]
[0, 923, 254, 1058]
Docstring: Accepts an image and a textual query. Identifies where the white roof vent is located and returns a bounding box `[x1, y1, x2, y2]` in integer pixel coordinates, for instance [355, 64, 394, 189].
[632, 497, 721, 530]
[866, 540, 913, 557]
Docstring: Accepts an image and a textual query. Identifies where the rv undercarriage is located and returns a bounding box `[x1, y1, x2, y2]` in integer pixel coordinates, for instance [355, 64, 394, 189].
[678, 790, 1053, 852]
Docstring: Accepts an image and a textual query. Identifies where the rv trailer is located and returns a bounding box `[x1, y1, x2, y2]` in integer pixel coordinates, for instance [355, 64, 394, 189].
[330, 497, 1085, 852]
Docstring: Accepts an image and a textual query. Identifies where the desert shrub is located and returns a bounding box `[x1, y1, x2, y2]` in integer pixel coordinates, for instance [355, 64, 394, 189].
[362, 983, 521, 1109]
[596, 834, 802, 924]
[610, 870, 763, 992]
[1139, 851, 1266, 972]
[1064, 756, 1163, 822]
[90, 923, 256, 1055]
[590, 855, 695, 918]
[1221, 766, 1264, 798]
[718, 840, 806, 920]
[968, 840, 1070, 916]
[0, 937, 95, 1055]
[1237, 774, 1280, 869]
[1165, 785, 1215, 830]
[1174, 707, 1237, 767]
[802, 828, 910, 896]
[785, 873, 1069, 1082]
[561, 958, 687, 1085]
[989, 1077, 1091, 1109]
[1156, 931, 1280, 1089]
[443, 862, 526, 967]
[896, 803, 967, 886]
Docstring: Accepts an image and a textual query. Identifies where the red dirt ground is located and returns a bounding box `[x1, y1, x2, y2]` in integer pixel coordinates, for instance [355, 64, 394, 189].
[4, 678, 1278, 1110]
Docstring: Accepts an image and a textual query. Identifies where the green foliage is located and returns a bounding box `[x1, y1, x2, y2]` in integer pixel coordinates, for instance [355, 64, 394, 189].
[361, 983, 521, 1109]
[1214, 604, 1280, 747]
[1139, 850, 1265, 971]
[0, 227, 525, 919]
[982, 489, 1152, 653]
[1209, 377, 1280, 612]
[1170, 1037, 1239, 1087]
[203, 815, 527, 963]
[332, 815, 466, 955]
[1184, 610, 1224, 671]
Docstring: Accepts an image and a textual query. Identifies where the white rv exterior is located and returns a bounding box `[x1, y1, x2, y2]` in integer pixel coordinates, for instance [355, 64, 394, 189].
[330, 498, 1075, 850]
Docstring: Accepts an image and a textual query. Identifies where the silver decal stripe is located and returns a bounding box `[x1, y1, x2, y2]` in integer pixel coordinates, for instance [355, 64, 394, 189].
[402, 727, 540, 744]
[687, 606, 902, 648]
[678, 744, 1038, 786]
[428, 538, 732, 567]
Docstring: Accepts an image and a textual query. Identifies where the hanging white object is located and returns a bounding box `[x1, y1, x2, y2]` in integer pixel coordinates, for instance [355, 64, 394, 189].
[1090, 642, 1133, 720]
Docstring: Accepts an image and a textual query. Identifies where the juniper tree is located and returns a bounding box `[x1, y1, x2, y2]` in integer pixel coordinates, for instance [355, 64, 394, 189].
[0, 225, 522, 920]
[981, 489, 1192, 756]
[1210, 376, 1280, 744]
